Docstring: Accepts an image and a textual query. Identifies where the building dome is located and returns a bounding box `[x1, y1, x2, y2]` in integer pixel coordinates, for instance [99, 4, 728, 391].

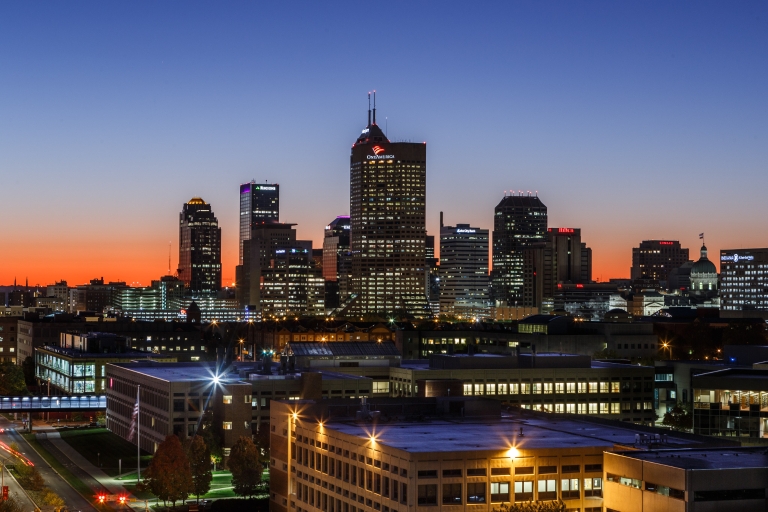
[188, 197, 206, 205]
[690, 244, 718, 296]
[691, 245, 717, 275]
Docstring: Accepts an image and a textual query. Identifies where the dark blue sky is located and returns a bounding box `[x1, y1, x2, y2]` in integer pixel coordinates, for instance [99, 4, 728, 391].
[2, 2, 766, 284]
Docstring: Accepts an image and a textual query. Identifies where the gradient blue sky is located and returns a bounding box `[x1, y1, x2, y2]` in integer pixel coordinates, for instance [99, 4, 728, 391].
[2, 2, 767, 286]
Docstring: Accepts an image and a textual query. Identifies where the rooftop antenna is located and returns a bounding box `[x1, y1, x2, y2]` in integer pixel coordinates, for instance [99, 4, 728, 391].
[372, 90, 377, 125]
[168, 241, 172, 275]
[367, 92, 371, 126]
[385, 116, 388, 137]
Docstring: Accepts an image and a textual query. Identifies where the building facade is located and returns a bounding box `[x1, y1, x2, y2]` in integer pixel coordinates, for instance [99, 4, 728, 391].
[323, 216, 353, 311]
[239, 181, 280, 264]
[491, 194, 547, 308]
[178, 197, 222, 295]
[631, 240, 689, 284]
[719, 248, 768, 318]
[439, 221, 489, 318]
[350, 100, 428, 316]
[270, 398, 735, 512]
[523, 227, 592, 313]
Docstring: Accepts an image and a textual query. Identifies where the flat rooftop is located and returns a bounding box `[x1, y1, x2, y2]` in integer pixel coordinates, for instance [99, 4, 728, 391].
[41, 345, 171, 360]
[616, 448, 768, 470]
[108, 362, 370, 383]
[400, 359, 645, 371]
[321, 413, 716, 454]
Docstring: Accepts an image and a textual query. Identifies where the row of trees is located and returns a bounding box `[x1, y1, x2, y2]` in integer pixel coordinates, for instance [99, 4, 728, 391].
[142, 434, 264, 507]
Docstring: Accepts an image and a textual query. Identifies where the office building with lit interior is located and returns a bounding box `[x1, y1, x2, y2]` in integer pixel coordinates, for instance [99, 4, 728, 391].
[239, 181, 280, 263]
[270, 397, 745, 512]
[491, 194, 547, 308]
[323, 216, 353, 310]
[630, 240, 689, 285]
[719, 248, 768, 318]
[349, 96, 428, 316]
[106, 360, 378, 456]
[523, 227, 592, 314]
[178, 197, 222, 295]
[439, 218, 489, 318]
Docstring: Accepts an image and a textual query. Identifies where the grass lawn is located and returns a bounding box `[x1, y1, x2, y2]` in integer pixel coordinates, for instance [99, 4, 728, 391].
[20, 433, 94, 499]
[59, 428, 152, 477]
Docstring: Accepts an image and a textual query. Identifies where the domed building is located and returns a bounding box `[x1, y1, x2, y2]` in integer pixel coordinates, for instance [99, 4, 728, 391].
[690, 244, 718, 298]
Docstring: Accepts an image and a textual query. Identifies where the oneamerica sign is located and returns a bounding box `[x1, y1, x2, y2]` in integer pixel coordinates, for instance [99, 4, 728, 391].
[366, 154, 395, 160]
[721, 254, 755, 262]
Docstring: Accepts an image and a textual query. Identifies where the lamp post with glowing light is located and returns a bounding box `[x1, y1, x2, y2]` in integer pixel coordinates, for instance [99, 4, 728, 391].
[662, 342, 672, 360]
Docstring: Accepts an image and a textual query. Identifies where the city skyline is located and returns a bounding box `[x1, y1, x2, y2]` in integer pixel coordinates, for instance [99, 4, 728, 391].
[3, 2, 767, 286]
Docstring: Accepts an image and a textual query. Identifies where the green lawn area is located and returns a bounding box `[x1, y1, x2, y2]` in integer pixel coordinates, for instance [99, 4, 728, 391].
[59, 428, 152, 477]
[21, 433, 94, 499]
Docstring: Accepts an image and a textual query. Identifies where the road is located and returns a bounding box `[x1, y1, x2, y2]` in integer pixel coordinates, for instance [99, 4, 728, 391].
[0, 416, 97, 512]
[0, 442, 36, 511]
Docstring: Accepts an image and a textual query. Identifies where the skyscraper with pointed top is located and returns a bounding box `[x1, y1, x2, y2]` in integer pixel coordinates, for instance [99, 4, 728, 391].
[349, 93, 428, 316]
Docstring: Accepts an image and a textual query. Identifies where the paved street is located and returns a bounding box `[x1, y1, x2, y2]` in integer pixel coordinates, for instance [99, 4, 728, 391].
[0, 417, 97, 512]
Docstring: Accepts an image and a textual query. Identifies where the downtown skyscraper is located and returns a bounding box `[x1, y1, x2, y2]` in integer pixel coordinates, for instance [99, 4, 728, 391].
[239, 181, 279, 264]
[491, 193, 547, 307]
[439, 214, 490, 317]
[178, 197, 221, 295]
[349, 96, 428, 316]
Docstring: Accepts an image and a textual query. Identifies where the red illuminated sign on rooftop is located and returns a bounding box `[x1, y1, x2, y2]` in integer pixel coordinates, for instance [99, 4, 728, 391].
[658, 241, 674, 245]
[372, 145, 385, 155]
[549, 228, 575, 234]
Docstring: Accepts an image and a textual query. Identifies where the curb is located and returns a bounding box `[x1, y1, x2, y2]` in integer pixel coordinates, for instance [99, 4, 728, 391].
[19, 431, 98, 510]
[3, 458, 38, 511]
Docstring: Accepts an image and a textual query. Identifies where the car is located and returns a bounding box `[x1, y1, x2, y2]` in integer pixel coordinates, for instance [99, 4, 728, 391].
[88, 422, 98, 427]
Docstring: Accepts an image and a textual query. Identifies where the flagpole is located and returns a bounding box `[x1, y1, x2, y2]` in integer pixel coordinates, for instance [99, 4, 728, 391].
[137, 384, 141, 483]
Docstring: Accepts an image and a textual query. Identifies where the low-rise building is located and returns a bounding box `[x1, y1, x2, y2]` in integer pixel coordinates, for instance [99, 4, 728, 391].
[604, 448, 768, 511]
[692, 367, 768, 438]
[269, 398, 737, 512]
[105, 361, 378, 455]
[35, 332, 175, 394]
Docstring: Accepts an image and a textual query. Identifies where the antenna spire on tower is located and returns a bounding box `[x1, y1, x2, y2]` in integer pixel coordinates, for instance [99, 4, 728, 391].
[367, 92, 371, 126]
[372, 90, 377, 125]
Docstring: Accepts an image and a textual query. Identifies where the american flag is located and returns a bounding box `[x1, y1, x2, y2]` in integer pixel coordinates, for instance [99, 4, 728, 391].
[699, 233, 704, 239]
[128, 388, 139, 440]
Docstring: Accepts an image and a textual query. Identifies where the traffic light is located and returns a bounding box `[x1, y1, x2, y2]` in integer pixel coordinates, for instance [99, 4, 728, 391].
[97, 494, 105, 504]
[2, 486, 8, 500]
[119, 495, 126, 504]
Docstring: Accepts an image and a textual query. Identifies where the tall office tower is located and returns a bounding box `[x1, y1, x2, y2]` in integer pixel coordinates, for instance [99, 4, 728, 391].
[631, 240, 689, 284]
[349, 95, 428, 316]
[523, 227, 592, 312]
[239, 181, 279, 265]
[323, 216, 352, 310]
[240, 223, 297, 307]
[491, 193, 547, 307]
[178, 197, 222, 295]
[439, 217, 490, 317]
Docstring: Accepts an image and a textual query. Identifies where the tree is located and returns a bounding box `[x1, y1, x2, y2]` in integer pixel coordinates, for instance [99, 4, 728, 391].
[228, 436, 263, 498]
[186, 435, 212, 502]
[142, 434, 193, 507]
[0, 495, 23, 512]
[39, 489, 65, 506]
[21, 357, 35, 386]
[198, 409, 223, 468]
[253, 424, 270, 467]
[494, 501, 566, 512]
[0, 363, 27, 395]
[662, 402, 693, 431]
[15, 463, 44, 491]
